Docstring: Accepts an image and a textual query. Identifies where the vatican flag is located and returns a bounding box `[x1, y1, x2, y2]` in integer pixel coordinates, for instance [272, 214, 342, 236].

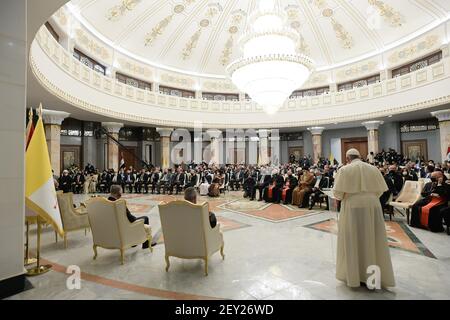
[26, 115, 64, 236]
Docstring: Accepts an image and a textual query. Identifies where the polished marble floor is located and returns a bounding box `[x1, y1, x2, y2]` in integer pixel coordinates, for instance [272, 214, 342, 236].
[9, 191, 450, 300]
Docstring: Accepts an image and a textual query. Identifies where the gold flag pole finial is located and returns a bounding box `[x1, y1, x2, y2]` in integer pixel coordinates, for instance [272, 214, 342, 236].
[38, 103, 43, 118]
[28, 108, 34, 122]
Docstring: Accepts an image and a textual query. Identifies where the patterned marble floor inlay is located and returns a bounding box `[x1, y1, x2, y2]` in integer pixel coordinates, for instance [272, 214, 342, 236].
[305, 218, 436, 258]
[153, 216, 249, 245]
[219, 199, 322, 222]
[14, 192, 450, 300]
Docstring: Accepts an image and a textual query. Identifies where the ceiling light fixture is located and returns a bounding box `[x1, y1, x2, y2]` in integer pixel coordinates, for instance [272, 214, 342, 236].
[226, 0, 314, 115]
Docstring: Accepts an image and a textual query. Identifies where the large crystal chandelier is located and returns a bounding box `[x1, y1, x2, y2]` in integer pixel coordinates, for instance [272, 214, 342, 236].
[227, 0, 314, 115]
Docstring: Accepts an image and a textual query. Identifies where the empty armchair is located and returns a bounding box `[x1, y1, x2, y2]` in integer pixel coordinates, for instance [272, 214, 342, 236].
[389, 180, 424, 224]
[86, 197, 152, 264]
[158, 200, 224, 276]
[57, 192, 90, 248]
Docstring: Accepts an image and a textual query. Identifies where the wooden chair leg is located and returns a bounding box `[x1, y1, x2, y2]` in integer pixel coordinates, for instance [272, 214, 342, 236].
[220, 244, 225, 260]
[148, 235, 153, 253]
[93, 245, 98, 260]
[120, 249, 124, 265]
[165, 255, 170, 272]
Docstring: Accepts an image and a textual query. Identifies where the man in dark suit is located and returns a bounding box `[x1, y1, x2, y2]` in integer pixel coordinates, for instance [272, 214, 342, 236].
[283, 170, 299, 205]
[108, 185, 155, 248]
[387, 165, 404, 197]
[243, 170, 256, 200]
[184, 187, 217, 228]
[186, 169, 198, 188]
[379, 167, 396, 210]
[59, 170, 72, 193]
[169, 168, 185, 195]
[256, 169, 271, 201]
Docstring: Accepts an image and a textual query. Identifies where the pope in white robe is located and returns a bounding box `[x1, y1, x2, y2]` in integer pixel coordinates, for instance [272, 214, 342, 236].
[333, 148, 395, 288]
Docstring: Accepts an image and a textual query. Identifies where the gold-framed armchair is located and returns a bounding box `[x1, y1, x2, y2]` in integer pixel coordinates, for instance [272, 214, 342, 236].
[56, 192, 90, 248]
[158, 200, 224, 276]
[86, 197, 152, 264]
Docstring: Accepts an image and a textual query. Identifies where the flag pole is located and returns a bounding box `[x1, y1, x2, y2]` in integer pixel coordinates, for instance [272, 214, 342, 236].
[24, 217, 37, 266]
[26, 216, 52, 276]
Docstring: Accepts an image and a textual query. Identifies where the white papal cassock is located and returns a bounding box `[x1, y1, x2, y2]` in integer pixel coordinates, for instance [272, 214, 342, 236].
[333, 158, 395, 288]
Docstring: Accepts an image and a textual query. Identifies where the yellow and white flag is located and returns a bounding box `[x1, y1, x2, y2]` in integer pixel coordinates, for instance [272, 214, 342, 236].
[25, 115, 64, 236]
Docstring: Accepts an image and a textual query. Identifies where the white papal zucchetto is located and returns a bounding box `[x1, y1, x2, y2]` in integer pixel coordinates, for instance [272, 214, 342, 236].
[346, 148, 361, 158]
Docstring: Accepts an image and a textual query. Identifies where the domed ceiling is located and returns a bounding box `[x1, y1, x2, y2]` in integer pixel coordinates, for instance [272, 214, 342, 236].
[68, 0, 450, 77]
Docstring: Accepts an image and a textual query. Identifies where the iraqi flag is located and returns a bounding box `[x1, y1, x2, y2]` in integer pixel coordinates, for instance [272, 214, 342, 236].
[119, 154, 126, 170]
[26, 115, 64, 236]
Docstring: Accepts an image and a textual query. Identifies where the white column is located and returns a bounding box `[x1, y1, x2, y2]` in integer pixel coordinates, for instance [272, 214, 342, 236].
[0, 0, 26, 292]
[42, 110, 70, 175]
[156, 128, 173, 169]
[308, 127, 325, 163]
[153, 82, 160, 93]
[431, 109, 450, 162]
[362, 120, 383, 155]
[208, 129, 222, 165]
[102, 122, 123, 171]
[258, 129, 270, 165]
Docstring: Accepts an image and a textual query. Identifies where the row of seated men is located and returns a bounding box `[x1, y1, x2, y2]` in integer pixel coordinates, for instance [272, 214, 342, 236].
[379, 165, 450, 234]
[241, 166, 335, 210]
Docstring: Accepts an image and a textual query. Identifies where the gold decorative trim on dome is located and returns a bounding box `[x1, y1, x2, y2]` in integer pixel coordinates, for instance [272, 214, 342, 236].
[30, 25, 450, 129]
[311, 0, 353, 49]
[181, 3, 223, 60]
[145, 0, 196, 46]
[285, 5, 310, 56]
[107, 0, 140, 21]
[368, 0, 404, 27]
[220, 10, 246, 66]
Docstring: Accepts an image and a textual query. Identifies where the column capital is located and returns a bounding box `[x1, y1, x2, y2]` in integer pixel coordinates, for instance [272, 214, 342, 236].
[257, 129, 270, 138]
[156, 127, 174, 137]
[362, 120, 383, 131]
[205, 129, 222, 140]
[431, 109, 450, 122]
[102, 122, 123, 134]
[308, 127, 325, 136]
[42, 109, 70, 125]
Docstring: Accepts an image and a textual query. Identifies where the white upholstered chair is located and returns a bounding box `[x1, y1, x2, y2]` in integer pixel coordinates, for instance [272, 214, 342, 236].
[389, 180, 424, 224]
[57, 192, 90, 248]
[158, 200, 224, 276]
[86, 197, 153, 264]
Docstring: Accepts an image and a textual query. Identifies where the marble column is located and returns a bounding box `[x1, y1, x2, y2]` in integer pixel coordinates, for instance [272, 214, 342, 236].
[362, 120, 383, 155]
[42, 110, 70, 175]
[102, 122, 123, 171]
[156, 128, 173, 169]
[308, 127, 325, 163]
[208, 130, 222, 165]
[431, 109, 450, 162]
[258, 129, 270, 165]
[0, 0, 26, 290]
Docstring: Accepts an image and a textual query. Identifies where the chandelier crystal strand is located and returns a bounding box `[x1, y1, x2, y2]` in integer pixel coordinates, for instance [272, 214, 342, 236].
[226, 0, 314, 115]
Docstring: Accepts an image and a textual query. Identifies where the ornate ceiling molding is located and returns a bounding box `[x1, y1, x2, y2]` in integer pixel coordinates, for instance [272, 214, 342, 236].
[30, 29, 450, 129]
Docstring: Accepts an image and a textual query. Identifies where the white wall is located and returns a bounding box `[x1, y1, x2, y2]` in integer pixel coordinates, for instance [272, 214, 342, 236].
[0, 0, 26, 282]
[379, 122, 401, 151]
